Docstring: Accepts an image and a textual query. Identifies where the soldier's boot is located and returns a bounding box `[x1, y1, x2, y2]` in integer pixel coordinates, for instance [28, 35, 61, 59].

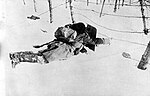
[9, 53, 20, 68]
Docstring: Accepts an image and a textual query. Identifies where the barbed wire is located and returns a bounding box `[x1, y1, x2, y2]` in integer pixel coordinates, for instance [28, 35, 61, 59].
[38, 1, 69, 16]
[9, 2, 69, 29]
[74, 12, 148, 46]
[112, 38, 147, 46]
[74, 12, 144, 34]
[73, 6, 150, 19]
[74, 0, 150, 7]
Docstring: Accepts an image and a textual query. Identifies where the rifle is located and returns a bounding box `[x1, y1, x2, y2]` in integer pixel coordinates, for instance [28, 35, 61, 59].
[33, 40, 57, 48]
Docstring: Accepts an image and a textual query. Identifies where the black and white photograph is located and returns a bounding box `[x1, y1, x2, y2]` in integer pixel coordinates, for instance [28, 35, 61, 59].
[1, 0, 150, 96]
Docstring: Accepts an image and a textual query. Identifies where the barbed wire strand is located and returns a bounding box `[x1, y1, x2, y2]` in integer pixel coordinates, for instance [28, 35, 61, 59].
[74, 12, 147, 46]
[9, 2, 69, 30]
[73, 6, 150, 19]
[38, 1, 69, 16]
[74, 12, 144, 34]
[74, 0, 150, 7]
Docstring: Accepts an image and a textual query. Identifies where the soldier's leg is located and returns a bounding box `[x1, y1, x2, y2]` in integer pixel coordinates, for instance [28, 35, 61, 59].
[9, 51, 40, 68]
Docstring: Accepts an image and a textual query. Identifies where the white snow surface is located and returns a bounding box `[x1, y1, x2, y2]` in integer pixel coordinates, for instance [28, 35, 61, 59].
[2, 0, 150, 96]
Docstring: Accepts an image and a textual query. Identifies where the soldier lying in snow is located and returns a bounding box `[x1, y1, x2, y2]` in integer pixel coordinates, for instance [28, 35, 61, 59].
[9, 22, 111, 68]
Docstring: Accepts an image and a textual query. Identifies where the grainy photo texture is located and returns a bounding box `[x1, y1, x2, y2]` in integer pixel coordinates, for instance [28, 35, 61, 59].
[3, 0, 150, 96]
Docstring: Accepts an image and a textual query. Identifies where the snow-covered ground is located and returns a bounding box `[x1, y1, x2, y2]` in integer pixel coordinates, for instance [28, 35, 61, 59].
[2, 0, 150, 96]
